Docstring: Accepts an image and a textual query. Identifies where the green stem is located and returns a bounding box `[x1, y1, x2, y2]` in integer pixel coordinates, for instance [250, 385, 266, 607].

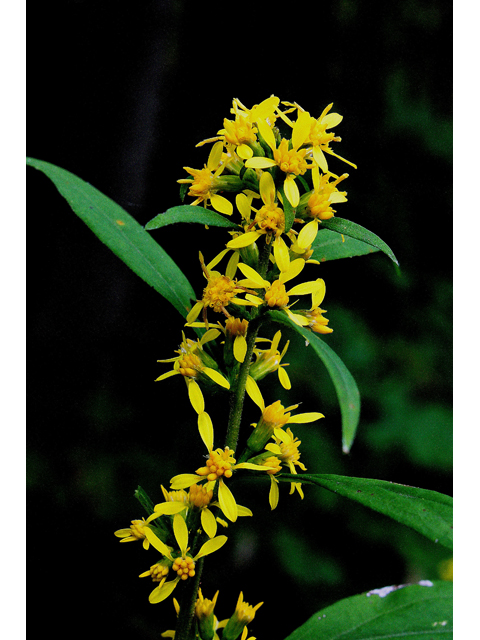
[224, 239, 272, 453]
[224, 316, 263, 452]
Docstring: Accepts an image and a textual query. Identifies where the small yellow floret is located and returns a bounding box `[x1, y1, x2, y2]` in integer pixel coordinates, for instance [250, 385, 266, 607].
[264, 280, 289, 308]
[274, 139, 309, 176]
[203, 274, 238, 313]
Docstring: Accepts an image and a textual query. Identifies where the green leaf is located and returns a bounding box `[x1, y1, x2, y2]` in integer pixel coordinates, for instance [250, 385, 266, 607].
[268, 311, 360, 453]
[284, 580, 452, 640]
[145, 205, 240, 231]
[311, 228, 381, 262]
[27, 158, 196, 318]
[320, 217, 399, 265]
[278, 473, 453, 550]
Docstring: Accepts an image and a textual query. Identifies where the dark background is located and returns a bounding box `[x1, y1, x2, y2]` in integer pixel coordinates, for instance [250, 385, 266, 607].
[28, 1, 452, 637]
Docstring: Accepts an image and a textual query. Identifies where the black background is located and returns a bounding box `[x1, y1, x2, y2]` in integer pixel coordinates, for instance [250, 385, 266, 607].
[28, 1, 452, 637]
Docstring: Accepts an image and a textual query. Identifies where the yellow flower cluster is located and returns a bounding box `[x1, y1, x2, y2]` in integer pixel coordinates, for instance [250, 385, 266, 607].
[115, 96, 358, 635]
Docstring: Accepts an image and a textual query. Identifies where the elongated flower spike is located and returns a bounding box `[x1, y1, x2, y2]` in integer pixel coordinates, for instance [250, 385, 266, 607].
[142, 515, 228, 604]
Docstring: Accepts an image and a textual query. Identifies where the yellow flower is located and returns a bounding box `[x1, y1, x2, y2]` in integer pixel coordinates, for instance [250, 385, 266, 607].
[222, 592, 263, 640]
[156, 330, 230, 441]
[294, 278, 333, 335]
[114, 517, 156, 550]
[170, 444, 272, 523]
[178, 141, 234, 215]
[247, 399, 324, 453]
[148, 483, 252, 540]
[249, 330, 291, 389]
[309, 168, 348, 220]
[186, 252, 258, 327]
[244, 110, 313, 206]
[235, 258, 325, 327]
[142, 514, 228, 604]
[196, 96, 280, 163]
[226, 171, 285, 250]
[283, 101, 357, 173]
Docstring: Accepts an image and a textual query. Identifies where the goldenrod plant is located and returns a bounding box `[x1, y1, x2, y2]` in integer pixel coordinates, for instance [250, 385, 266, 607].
[27, 96, 452, 639]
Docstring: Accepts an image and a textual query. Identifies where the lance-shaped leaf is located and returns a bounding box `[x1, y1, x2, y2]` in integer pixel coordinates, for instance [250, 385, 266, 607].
[311, 228, 381, 262]
[145, 205, 241, 231]
[283, 580, 452, 640]
[27, 158, 195, 318]
[277, 473, 453, 550]
[268, 311, 360, 453]
[320, 217, 399, 265]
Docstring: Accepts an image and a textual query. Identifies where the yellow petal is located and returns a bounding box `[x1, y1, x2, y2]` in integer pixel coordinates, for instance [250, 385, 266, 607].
[255, 118, 276, 151]
[236, 263, 270, 288]
[259, 170, 276, 205]
[227, 231, 261, 249]
[292, 110, 311, 150]
[273, 236, 290, 273]
[226, 251, 240, 279]
[207, 141, 224, 170]
[285, 309, 311, 326]
[313, 146, 328, 173]
[200, 329, 221, 346]
[149, 578, 180, 604]
[188, 379, 205, 414]
[202, 367, 230, 389]
[245, 375, 265, 411]
[201, 508, 218, 538]
[280, 257, 305, 283]
[287, 281, 323, 296]
[311, 279, 326, 308]
[278, 366, 291, 390]
[297, 220, 318, 249]
[322, 112, 343, 128]
[236, 193, 253, 221]
[151, 502, 187, 515]
[244, 157, 277, 169]
[170, 473, 204, 490]
[173, 513, 189, 555]
[218, 479, 238, 522]
[186, 301, 204, 324]
[283, 175, 300, 207]
[194, 534, 228, 560]
[288, 411, 325, 423]
[211, 194, 233, 215]
[269, 476, 279, 510]
[233, 334, 247, 363]
[144, 527, 174, 560]
[250, 95, 280, 122]
[155, 370, 180, 382]
[198, 411, 214, 452]
[207, 248, 230, 271]
[237, 143, 253, 159]
[237, 504, 253, 517]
